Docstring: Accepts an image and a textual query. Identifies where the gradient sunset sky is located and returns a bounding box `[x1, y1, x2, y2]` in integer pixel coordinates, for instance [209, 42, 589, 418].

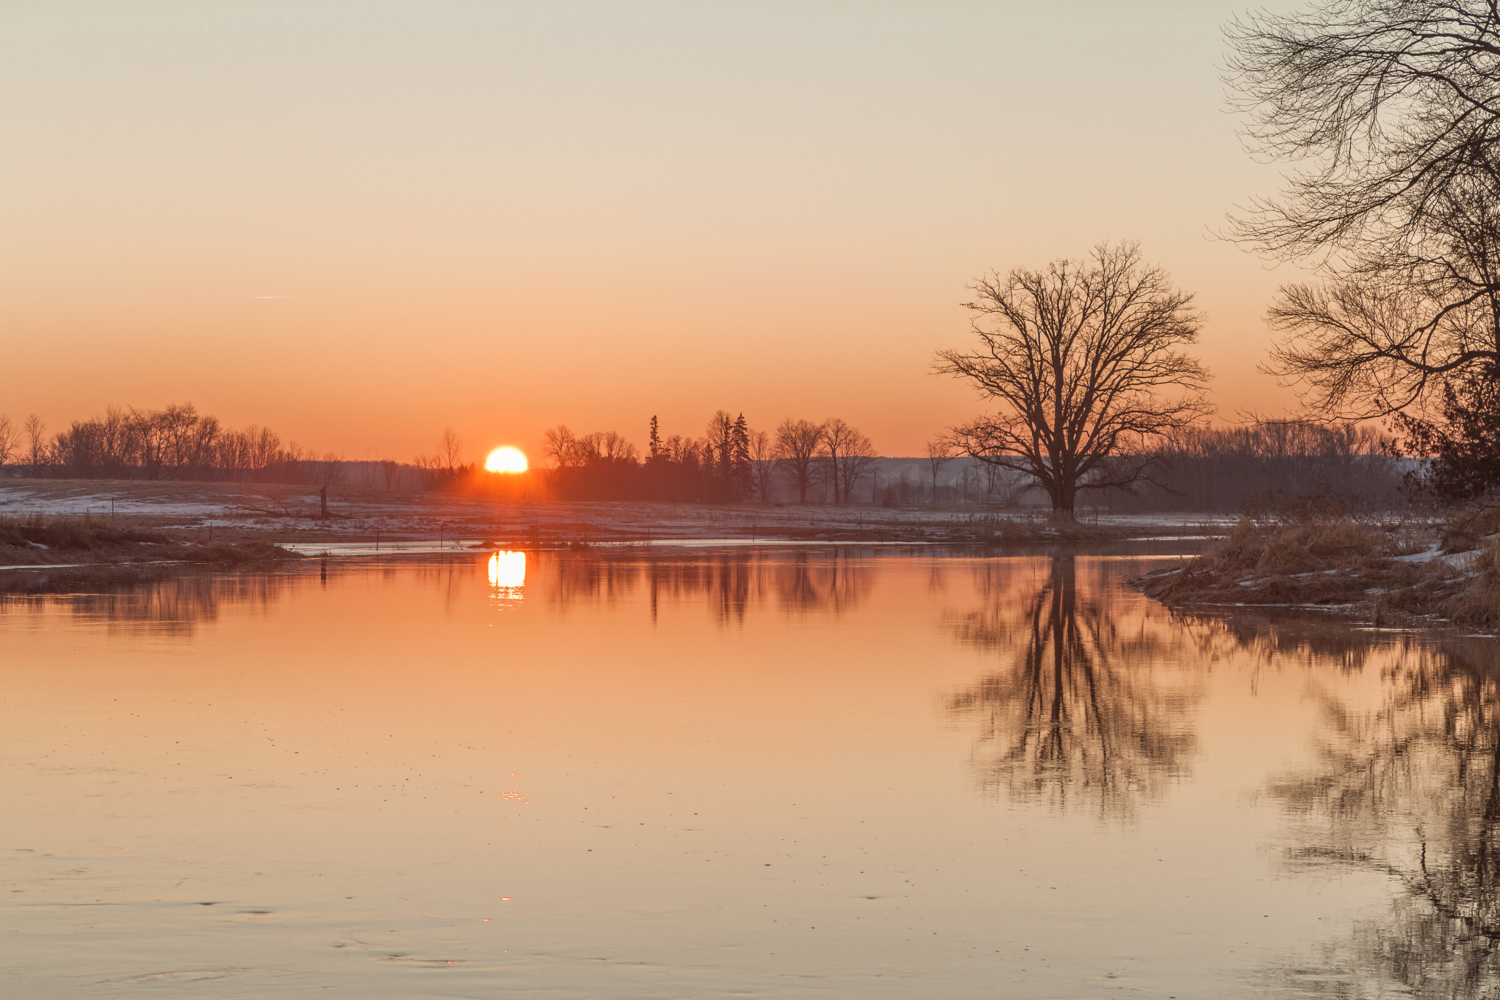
[2, 1, 1307, 461]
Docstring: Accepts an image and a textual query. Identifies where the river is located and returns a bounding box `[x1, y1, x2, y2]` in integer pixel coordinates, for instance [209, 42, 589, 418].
[3, 546, 1493, 997]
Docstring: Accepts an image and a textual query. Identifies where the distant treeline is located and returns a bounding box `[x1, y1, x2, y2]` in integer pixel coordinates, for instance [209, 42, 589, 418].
[0, 404, 428, 488]
[1112, 420, 1405, 512]
[0, 405, 1409, 510]
[0, 405, 884, 501]
[874, 419, 1405, 512]
[534, 412, 876, 503]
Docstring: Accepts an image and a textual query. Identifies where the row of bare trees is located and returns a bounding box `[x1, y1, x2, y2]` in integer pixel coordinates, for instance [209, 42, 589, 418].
[528, 412, 878, 503]
[0, 413, 48, 476]
[771, 417, 877, 503]
[868, 419, 1401, 511]
[1103, 418, 1403, 512]
[0, 404, 348, 485]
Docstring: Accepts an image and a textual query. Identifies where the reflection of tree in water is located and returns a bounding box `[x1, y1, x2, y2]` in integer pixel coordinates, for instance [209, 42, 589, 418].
[540, 549, 870, 623]
[1, 568, 304, 635]
[3, 549, 874, 634]
[767, 550, 866, 617]
[1182, 609, 1388, 680]
[945, 555, 1199, 821]
[1263, 638, 1500, 999]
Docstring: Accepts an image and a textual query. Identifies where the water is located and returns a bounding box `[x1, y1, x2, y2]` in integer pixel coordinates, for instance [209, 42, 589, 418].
[2, 547, 1496, 998]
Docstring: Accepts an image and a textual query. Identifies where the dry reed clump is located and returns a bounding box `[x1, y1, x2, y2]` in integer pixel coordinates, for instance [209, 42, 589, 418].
[1434, 502, 1500, 554]
[0, 515, 168, 551]
[1426, 535, 1500, 628]
[1186, 518, 1395, 578]
[1138, 513, 1444, 612]
[177, 541, 294, 564]
[1245, 520, 1392, 575]
[0, 515, 297, 571]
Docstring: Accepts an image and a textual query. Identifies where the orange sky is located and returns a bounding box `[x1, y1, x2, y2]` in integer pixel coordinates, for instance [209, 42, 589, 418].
[1, 1, 1309, 462]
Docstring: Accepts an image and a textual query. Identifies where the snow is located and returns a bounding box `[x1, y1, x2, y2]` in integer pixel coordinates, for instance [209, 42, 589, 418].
[1394, 545, 1479, 569]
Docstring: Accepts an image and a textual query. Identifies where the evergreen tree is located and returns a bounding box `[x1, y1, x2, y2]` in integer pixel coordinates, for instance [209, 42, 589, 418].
[1395, 364, 1500, 502]
[706, 410, 736, 500]
[731, 413, 752, 501]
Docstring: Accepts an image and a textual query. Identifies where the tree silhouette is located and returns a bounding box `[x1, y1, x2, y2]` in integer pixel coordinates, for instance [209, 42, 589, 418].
[1228, 2, 1500, 418]
[936, 243, 1211, 519]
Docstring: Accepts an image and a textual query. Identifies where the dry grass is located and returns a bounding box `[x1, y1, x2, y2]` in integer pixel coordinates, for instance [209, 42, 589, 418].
[1134, 512, 1497, 627]
[0, 515, 297, 568]
[0, 514, 168, 551]
[1419, 535, 1500, 628]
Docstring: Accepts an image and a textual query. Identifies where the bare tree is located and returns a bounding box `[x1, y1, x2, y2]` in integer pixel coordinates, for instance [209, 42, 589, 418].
[380, 458, 400, 490]
[774, 418, 823, 503]
[935, 242, 1211, 519]
[925, 439, 952, 503]
[0, 415, 16, 469]
[705, 410, 735, 481]
[247, 426, 282, 478]
[834, 427, 878, 504]
[576, 430, 639, 464]
[748, 429, 778, 503]
[313, 452, 346, 488]
[22, 414, 46, 476]
[439, 426, 463, 474]
[1227, 2, 1500, 415]
[819, 418, 860, 503]
[542, 426, 580, 469]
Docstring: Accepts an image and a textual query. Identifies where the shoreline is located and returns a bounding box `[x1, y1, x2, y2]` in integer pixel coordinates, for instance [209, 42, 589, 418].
[0, 478, 1229, 553]
[1130, 516, 1500, 634]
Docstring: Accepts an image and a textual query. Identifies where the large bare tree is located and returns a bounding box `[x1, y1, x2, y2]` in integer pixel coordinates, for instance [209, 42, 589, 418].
[833, 426, 877, 504]
[438, 426, 463, 474]
[818, 418, 859, 503]
[774, 418, 823, 503]
[935, 242, 1211, 518]
[542, 425, 580, 469]
[22, 414, 46, 476]
[747, 429, 778, 503]
[924, 439, 952, 503]
[1227, 1, 1500, 415]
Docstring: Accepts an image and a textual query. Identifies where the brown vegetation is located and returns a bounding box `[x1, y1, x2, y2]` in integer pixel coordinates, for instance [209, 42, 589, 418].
[1136, 503, 1500, 629]
[0, 515, 296, 569]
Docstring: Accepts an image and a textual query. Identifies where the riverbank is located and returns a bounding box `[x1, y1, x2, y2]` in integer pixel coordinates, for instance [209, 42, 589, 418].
[0, 479, 1230, 550]
[1133, 514, 1500, 630]
[0, 515, 295, 568]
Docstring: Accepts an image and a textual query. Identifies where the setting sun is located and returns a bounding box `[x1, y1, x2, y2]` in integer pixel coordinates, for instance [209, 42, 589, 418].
[485, 446, 528, 473]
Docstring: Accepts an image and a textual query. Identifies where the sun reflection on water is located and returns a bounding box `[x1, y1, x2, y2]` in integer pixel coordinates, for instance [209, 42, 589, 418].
[487, 550, 526, 595]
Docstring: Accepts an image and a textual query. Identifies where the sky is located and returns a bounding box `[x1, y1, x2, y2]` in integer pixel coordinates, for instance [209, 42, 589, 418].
[0, 1, 1308, 462]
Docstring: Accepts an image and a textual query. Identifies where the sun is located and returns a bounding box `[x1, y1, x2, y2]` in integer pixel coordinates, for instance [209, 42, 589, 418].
[485, 446, 528, 473]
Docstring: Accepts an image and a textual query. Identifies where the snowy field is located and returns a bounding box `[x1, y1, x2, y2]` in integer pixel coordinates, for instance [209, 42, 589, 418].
[0, 479, 1236, 546]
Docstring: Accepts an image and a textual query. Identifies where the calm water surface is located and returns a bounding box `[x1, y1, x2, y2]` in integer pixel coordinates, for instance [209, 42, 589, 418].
[3, 548, 1497, 998]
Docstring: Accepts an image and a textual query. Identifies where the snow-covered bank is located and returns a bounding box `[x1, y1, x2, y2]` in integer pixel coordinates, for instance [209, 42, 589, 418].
[0, 479, 1230, 548]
